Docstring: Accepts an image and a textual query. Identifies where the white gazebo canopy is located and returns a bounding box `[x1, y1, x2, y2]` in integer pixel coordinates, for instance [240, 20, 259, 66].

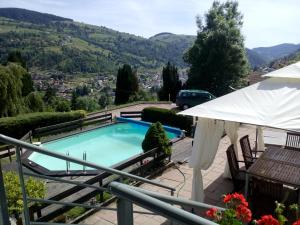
[179, 76, 300, 131]
[262, 61, 300, 79]
[178, 61, 300, 201]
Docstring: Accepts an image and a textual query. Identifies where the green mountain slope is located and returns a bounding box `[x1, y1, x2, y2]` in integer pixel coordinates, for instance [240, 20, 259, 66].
[269, 49, 300, 69]
[0, 8, 72, 24]
[246, 48, 267, 68]
[0, 8, 192, 75]
[0, 8, 298, 75]
[252, 43, 300, 63]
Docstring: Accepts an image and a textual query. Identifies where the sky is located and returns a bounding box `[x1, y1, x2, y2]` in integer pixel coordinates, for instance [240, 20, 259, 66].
[0, 0, 299, 48]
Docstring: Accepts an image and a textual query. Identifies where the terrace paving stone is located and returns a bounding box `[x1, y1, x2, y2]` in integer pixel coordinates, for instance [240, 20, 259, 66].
[81, 125, 258, 224]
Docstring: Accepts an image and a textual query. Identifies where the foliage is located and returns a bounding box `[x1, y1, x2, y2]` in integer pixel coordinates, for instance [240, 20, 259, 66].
[71, 91, 78, 110]
[3, 171, 46, 216]
[142, 122, 171, 155]
[95, 191, 112, 202]
[0, 11, 195, 75]
[206, 193, 251, 225]
[52, 97, 71, 112]
[21, 72, 34, 96]
[0, 110, 85, 139]
[158, 62, 182, 102]
[98, 94, 111, 109]
[0, 63, 26, 117]
[141, 107, 193, 136]
[74, 96, 99, 112]
[43, 86, 57, 104]
[115, 64, 139, 105]
[0, 8, 72, 24]
[25, 92, 44, 112]
[184, 1, 249, 96]
[75, 85, 90, 96]
[128, 89, 156, 102]
[206, 193, 300, 225]
[6, 50, 27, 69]
[64, 206, 86, 220]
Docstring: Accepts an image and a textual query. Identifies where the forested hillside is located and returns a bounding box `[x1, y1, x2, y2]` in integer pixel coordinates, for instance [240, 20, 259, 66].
[0, 9, 191, 75]
[0, 8, 299, 76]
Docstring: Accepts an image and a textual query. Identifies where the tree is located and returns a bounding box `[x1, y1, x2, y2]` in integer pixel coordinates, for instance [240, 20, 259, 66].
[75, 96, 99, 112]
[184, 1, 249, 96]
[21, 72, 34, 96]
[114, 64, 139, 105]
[142, 122, 171, 155]
[52, 98, 71, 112]
[0, 63, 25, 117]
[6, 51, 34, 96]
[71, 91, 78, 110]
[98, 94, 110, 109]
[43, 86, 57, 104]
[25, 92, 44, 112]
[6, 50, 27, 69]
[158, 62, 182, 102]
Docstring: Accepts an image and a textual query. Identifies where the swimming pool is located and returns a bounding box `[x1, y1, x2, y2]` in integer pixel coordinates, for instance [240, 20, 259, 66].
[26, 118, 182, 173]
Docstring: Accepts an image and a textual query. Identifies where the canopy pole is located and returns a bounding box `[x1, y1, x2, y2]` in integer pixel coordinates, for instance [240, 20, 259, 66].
[255, 127, 258, 157]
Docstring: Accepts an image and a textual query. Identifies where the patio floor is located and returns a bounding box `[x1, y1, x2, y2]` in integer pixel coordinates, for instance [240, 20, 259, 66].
[81, 125, 258, 225]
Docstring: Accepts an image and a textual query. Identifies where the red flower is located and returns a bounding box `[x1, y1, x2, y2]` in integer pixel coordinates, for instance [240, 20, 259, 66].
[206, 208, 218, 219]
[236, 205, 252, 223]
[223, 193, 248, 208]
[256, 215, 279, 225]
[293, 220, 300, 225]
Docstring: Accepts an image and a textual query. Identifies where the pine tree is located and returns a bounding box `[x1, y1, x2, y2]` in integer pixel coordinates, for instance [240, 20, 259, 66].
[184, 1, 249, 96]
[159, 62, 182, 102]
[114, 64, 139, 105]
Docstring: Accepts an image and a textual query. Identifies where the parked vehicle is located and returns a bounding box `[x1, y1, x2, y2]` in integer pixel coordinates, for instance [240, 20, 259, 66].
[176, 89, 215, 109]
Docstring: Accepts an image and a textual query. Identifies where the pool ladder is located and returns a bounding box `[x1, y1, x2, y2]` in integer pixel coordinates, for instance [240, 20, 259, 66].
[83, 151, 87, 173]
[66, 151, 70, 174]
[65, 151, 87, 174]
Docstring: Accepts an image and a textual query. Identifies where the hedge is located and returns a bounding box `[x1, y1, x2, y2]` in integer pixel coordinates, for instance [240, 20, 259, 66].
[0, 110, 86, 139]
[141, 107, 193, 136]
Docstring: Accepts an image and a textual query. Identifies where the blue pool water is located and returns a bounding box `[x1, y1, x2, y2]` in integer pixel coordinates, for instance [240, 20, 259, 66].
[28, 122, 180, 171]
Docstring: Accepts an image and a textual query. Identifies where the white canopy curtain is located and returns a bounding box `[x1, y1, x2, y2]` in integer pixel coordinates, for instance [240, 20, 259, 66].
[189, 118, 224, 201]
[179, 61, 300, 202]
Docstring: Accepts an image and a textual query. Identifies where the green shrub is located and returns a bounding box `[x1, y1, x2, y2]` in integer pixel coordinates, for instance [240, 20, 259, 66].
[95, 191, 112, 202]
[0, 110, 86, 139]
[3, 171, 46, 216]
[64, 206, 86, 220]
[141, 107, 193, 136]
[142, 122, 171, 155]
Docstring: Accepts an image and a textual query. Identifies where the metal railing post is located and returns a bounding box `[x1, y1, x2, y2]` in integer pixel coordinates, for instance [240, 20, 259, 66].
[117, 198, 133, 225]
[0, 161, 10, 225]
[16, 146, 31, 225]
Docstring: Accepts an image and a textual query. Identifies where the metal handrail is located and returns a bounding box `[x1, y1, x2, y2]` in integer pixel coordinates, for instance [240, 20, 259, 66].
[109, 182, 218, 225]
[0, 133, 222, 225]
[126, 185, 225, 211]
[0, 134, 175, 192]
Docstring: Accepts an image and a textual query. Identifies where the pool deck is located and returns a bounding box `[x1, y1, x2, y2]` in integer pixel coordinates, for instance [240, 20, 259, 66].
[81, 125, 258, 225]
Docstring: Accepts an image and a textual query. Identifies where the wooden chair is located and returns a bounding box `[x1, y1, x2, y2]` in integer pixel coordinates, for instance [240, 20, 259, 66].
[239, 135, 263, 169]
[251, 178, 284, 216]
[285, 132, 300, 151]
[226, 144, 246, 191]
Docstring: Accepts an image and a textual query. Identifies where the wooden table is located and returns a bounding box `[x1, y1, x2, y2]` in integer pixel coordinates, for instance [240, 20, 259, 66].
[245, 145, 300, 199]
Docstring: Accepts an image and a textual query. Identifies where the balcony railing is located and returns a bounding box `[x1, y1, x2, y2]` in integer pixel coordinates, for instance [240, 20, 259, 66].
[0, 134, 221, 225]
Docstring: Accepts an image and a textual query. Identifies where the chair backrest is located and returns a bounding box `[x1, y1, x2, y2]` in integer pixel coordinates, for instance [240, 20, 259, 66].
[253, 178, 283, 200]
[285, 132, 300, 151]
[240, 135, 254, 169]
[226, 144, 240, 179]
